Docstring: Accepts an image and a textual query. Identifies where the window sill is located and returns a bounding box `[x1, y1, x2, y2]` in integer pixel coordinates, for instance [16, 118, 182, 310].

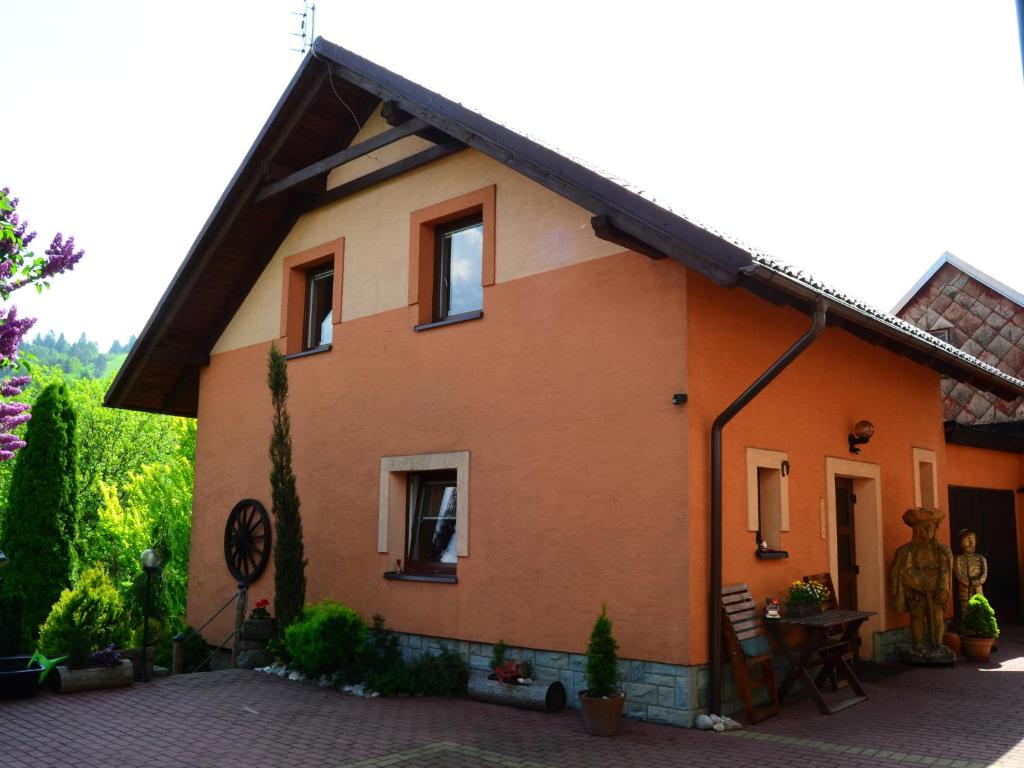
[755, 549, 789, 560]
[284, 344, 331, 361]
[414, 310, 483, 333]
[383, 571, 458, 584]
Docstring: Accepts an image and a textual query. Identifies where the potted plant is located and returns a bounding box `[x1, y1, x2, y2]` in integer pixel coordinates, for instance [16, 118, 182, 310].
[242, 598, 276, 641]
[785, 579, 829, 617]
[961, 594, 999, 662]
[579, 604, 625, 737]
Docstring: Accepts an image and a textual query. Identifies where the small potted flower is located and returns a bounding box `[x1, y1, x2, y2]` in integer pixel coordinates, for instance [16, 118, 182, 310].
[961, 594, 999, 662]
[242, 598, 276, 642]
[785, 579, 830, 618]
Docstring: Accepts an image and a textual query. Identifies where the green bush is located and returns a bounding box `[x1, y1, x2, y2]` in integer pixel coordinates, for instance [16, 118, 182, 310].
[963, 594, 999, 638]
[366, 643, 468, 697]
[284, 600, 367, 678]
[584, 603, 621, 697]
[489, 639, 508, 671]
[359, 614, 400, 677]
[37, 565, 130, 666]
[153, 623, 212, 673]
[0, 381, 79, 654]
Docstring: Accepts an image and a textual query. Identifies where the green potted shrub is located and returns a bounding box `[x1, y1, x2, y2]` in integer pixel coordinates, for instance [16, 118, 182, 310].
[961, 594, 999, 662]
[579, 604, 625, 737]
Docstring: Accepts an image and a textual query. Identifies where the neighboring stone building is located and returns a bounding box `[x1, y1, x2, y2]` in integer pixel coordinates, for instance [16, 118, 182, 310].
[894, 251, 1024, 424]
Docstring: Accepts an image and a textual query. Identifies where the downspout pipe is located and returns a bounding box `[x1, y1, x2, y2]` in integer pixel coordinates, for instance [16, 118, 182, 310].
[708, 297, 827, 715]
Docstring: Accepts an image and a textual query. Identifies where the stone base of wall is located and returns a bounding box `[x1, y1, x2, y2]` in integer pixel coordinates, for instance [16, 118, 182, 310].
[397, 632, 707, 727]
[873, 626, 911, 660]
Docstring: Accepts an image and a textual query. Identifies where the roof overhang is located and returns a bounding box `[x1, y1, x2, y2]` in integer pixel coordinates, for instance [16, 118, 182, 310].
[105, 38, 1024, 416]
[740, 261, 1024, 402]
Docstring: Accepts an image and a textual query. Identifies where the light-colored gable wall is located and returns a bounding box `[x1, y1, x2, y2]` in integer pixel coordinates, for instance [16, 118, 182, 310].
[213, 118, 622, 354]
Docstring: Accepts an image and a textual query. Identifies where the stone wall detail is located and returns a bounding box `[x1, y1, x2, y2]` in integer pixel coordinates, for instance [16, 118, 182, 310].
[397, 632, 706, 727]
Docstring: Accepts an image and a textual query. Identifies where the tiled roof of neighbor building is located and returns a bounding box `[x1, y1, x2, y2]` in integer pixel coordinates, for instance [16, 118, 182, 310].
[894, 254, 1024, 424]
[105, 38, 1024, 416]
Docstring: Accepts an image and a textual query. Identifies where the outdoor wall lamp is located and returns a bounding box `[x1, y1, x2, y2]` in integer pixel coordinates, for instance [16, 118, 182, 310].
[848, 420, 875, 454]
[138, 548, 163, 682]
[0, 550, 9, 569]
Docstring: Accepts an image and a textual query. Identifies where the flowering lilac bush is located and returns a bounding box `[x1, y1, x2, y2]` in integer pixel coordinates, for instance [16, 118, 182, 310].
[0, 188, 83, 460]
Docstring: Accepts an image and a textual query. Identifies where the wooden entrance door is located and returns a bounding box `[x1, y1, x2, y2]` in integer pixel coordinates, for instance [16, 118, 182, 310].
[948, 486, 1021, 624]
[835, 477, 859, 611]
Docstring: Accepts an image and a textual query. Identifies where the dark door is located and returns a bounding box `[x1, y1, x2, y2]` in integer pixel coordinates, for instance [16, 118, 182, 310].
[835, 477, 858, 611]
[948, 486, 1021, 624]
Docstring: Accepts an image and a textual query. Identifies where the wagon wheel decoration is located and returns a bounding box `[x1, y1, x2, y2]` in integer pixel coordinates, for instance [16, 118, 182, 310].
[224, 499, 272, 585]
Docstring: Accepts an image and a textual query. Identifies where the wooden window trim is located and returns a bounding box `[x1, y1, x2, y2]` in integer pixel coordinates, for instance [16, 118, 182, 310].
[280, 238, 344, 356]
[408, 185, 495, 327]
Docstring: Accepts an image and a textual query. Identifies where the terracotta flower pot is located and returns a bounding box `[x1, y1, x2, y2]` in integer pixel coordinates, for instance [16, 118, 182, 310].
[942, 632, 961, 657]
[961, 635, 995, 662]
[579, 691, 625, 736]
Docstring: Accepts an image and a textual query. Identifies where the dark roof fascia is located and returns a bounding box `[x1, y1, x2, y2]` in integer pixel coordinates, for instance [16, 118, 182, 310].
[892, 251, 1024, 315]
[740, 262, 1024, 401]
[944, 420, 1024, 453]
[312, 39, 752, 286]
[104, 51, 322, 411]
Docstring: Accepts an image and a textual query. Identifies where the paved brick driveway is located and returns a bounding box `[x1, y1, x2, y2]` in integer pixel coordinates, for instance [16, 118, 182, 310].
[2, 629, 1022, 768]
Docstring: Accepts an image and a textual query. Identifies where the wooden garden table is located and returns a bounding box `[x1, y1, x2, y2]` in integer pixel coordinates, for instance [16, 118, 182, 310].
[766, 608, 876, 715]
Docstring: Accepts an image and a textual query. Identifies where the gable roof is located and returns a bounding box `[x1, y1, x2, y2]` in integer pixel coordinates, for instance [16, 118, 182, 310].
[892, 251, 1024, 315]
[105, 39, 1024, 416]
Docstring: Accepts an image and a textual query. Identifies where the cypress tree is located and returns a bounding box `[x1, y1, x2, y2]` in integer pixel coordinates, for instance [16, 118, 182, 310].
[0, 382, 78, 653]
[267, 343, 306, 629]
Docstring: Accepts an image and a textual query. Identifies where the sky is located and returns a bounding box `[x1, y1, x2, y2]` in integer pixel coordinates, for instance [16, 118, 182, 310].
[4, 1, 1024, 350]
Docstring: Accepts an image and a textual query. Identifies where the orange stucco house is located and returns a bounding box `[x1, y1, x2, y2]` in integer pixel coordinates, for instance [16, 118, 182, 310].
[107, 40, 1024, 725]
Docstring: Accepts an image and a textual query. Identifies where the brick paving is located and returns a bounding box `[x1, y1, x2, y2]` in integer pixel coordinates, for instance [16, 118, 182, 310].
[1, 628, 1022, 768]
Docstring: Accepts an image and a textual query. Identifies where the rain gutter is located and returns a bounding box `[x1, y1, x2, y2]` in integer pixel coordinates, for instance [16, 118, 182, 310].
[708, 296, 827, 715]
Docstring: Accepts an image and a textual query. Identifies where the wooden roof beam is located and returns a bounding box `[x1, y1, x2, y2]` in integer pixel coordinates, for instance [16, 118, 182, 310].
[591, 215, 667, 260]
[298, 140, 465, 213]
[255, 117, 428, 202]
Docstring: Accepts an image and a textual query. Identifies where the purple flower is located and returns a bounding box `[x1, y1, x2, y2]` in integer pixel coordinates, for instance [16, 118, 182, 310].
[41, 233, 84, 279]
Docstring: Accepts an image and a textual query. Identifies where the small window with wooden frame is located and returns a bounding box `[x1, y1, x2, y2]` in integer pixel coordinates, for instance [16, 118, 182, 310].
[912, 447, 938, 509]
[409, 186, 495, 331]
[746, 448, 791, 554]
[280, 238, 344, 357]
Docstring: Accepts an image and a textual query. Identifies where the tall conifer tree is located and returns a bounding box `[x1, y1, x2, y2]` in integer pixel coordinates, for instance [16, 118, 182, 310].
[0, 382, 78, 653]
[267, 343, 305, 629]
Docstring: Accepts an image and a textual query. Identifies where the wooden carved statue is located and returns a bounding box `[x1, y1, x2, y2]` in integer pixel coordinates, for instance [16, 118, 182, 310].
[890, 507, 955, 664]
[954, 529, 988, 620]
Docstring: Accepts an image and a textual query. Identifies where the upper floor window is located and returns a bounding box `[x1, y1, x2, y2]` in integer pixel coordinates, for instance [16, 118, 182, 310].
[435, 214, 483, 321]
[408, 186, 495, 331]
[280, 238, 343, 357]
[305, 266, 334, 349]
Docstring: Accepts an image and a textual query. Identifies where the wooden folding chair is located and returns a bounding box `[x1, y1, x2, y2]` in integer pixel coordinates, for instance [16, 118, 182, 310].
[722, 583, 780, 722]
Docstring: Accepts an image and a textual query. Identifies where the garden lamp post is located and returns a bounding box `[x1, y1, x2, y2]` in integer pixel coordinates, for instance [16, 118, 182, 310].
[138, 548, 162, 682]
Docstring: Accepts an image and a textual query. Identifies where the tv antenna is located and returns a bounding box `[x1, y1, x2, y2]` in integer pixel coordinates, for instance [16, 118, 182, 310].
[291, 1, 316, 54]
